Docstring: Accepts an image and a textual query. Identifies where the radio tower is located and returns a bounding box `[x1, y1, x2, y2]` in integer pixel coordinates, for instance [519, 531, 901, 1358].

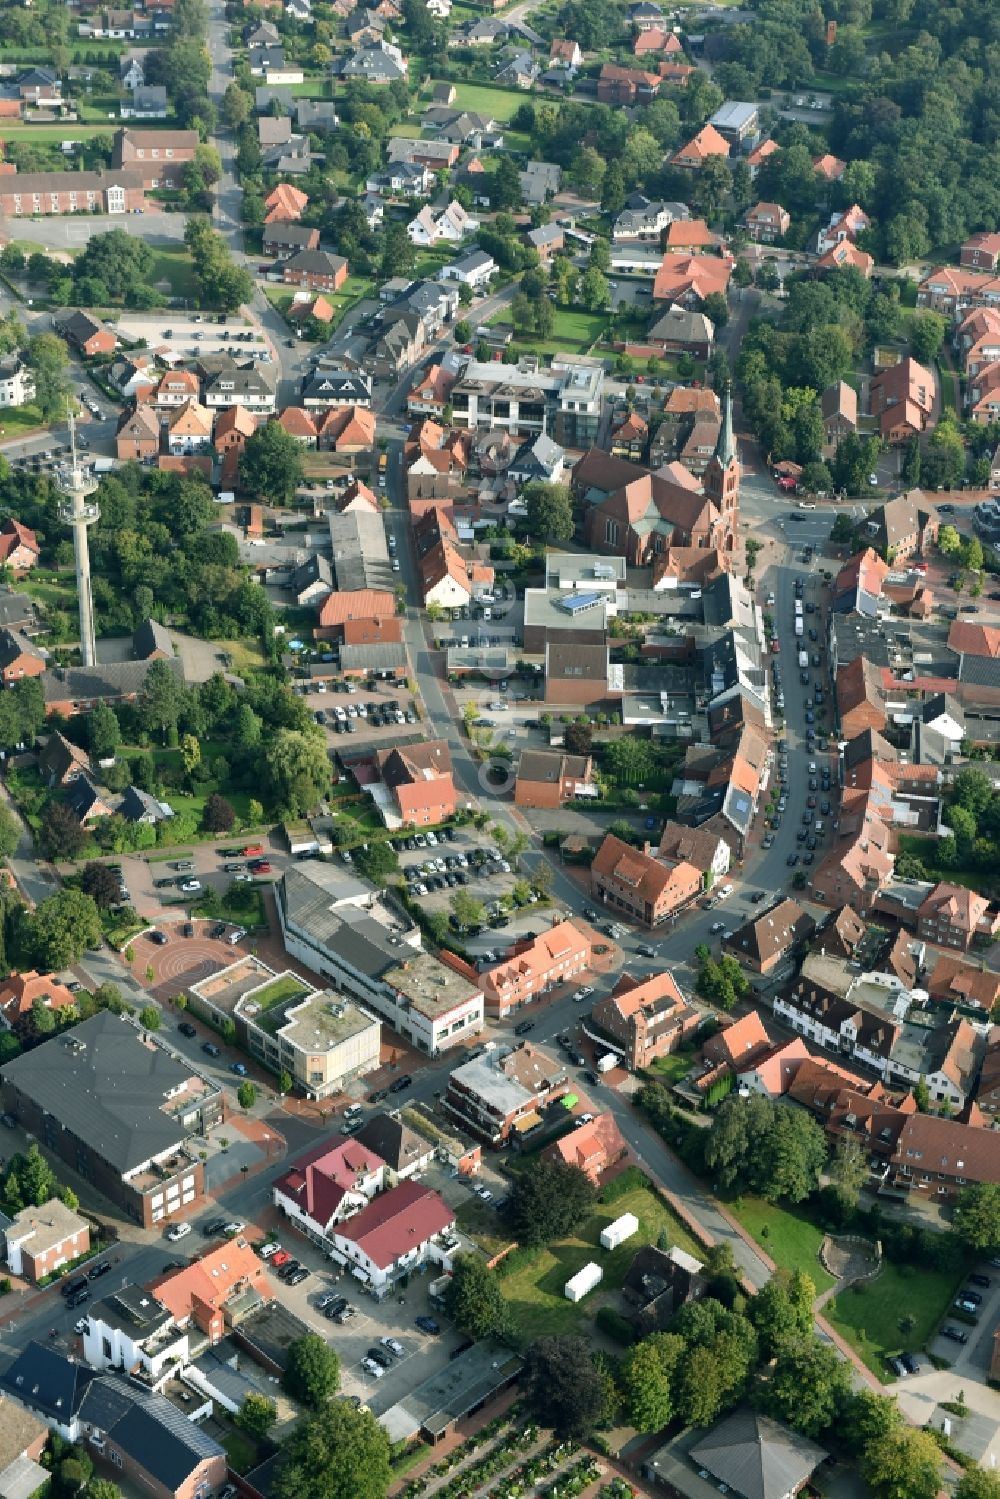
[57, 409, 100, 668]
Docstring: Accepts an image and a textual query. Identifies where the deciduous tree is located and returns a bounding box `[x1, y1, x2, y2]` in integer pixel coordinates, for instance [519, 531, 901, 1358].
[504, 1159, 595, 1247]
[523, 1336, 610, 1438]
[862, 1426, 942, 1499]
[443, 1253, 510, 1339]
[282, 1334, 340, 1409]
[273, 1401, 390, 1499]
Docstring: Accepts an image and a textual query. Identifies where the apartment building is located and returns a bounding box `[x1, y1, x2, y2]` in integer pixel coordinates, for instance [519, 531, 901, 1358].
[273, 1137, 386, 1248]
[916, 881, 1000, 951]
[444, 1041, 570, 1144]
[229, 971, 380, 1099]
[149, 1239, 273, 1343]
[0, 169, 146, 216]
[476, 920, 593, 1019]
[5, 1201, 90, 1285]
[591, 834, 702, 928]
[448, 356, 603, 448]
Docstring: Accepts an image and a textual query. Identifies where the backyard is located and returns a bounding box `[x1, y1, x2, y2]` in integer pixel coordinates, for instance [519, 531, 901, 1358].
[493, 1184, 705, 1339]
[727, 1195, 836, 1294]
[897, 833, 991, 895]
[145, 247, 200, 302]
[825, 1261, 966, 1377]
[443, 81, 536, 122]
[488, 307, 609, 356]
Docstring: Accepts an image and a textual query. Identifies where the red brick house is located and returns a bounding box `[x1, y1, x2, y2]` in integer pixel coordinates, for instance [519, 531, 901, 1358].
[869, 357, 936, 443]
[0, 628, 45, 685]
[916, 882, 1000, 952]
[514, 749, 595, 809]
[373, 740, 456, 826]
[590, 969, 699, 1069]
[112, 126, 199, 188]
[543, 1111, 627, 1183]
[476, 921, 593, 1019]
[961, 232, 1000, 272]
[0, 518, 40, 573]
[597, 62, 660, 104]
[744, 202, 789, 243]
[5, 1200, 91, 1285]
[282, 249, 349, 293]
[116, 403, 161, 461]
[591, 834, 702, 928]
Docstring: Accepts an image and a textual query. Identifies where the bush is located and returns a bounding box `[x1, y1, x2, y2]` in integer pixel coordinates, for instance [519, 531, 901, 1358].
[599, 1166, 651, 1204]
[595, 1306, 635, 1346]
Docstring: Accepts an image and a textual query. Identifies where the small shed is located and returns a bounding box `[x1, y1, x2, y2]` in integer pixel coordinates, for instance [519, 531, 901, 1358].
[600, 1212, 639, 1251]
[565, 1262, 602, 1303]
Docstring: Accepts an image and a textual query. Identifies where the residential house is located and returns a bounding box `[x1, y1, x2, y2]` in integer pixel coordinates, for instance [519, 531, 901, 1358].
[509, 432, 565, 486]
[64, 777, 114, 827]
[724, 898, 815, 975]
[203, 364, 276, 415]
[869, 357, 935, 443]
[367, 160, 434, 198]
[166, 401, 213, 454]
[317, 405, 376, 455]
[961, 232, 1000, 272]
[0, 1344, 227, 1498]
[614, 193, 683, 241]
[263, 222, 321, 257]
[149, 1238, 273, 1342]
[0, 971, 76, 1034]
[53, 310, 118, 358]
[927, 952, 1000, 1014]
[297, 99, 339, 133]
[331, 1180, 453, 1290]
[213, 404, 257, 453]
[443, 1041, 571, 1140]
[407, 363, 456, 419]
[865, 489, 939, 559]
[273, 1137, 386, 1246]
[519, 161, 561, 204]
[264, 182, 308, 223]
[354, 1112, 435, 1185]
[514, 749, 595, 809]
[816, 239, 874, 278]
[610, 411, 648, 462]
[0, 519, 39, 573]
[153, 368, 200, 407]
[336, 41, 408, 84]
[17, 69, 62, 107]
[475, 923, 593, 1021]
[301, 371, 373, 409]
[0, 1011, 222, 1229]
[817, 203, 870, 254]
[813, 152, 845, 182]
[623, 1244, 707, 1335]
[527, 223, 565, 259]
[5, 1200, 90, 1285]
[821, 380, 858, 452]
[646, 304, 714, 358]
[0, 357, 35, 409]
[0, 629, 44, 686]
[917, 882, 999, 952]
[591, 834, 702, 928]
[628, 0, 664, 29]
[275, 406, 318, 447]
[288, 293, 335, 326]
[120, 85, 168, 118]
[549, 38, 582, 68]
[438, 249, 496, 290]
[494, 51, 539, 89]
[591, 969, 699, 1070]
[372, 740, 456, 827]
[282, 249, 348, 293]
[652, 253, 731, 305]
[543, 1111, 627, 1184]
[672, 123, 730, 168]
[656, 821, 731, 881]
[597, 63, 660, 105]
[407, 201, 477, 246]
[744, 201, 789, 242]
[38, 731, 91, 788]
[317, 587, 395, 635]
[810, 795, 895, 912]
[544, 641, 611, 707]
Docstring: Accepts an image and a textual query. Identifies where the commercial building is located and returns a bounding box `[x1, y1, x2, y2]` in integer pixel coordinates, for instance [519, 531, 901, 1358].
[149, 1238, 274, 1342]
[331, 1179, 454, 1291]
[82, 1282, 187, 1388]
[591, 834, 703, 928]
[0, 1013, 223, 1229]
[476, 920, 593, 1019]
[378, 1339, 523, 1446]
[276, 862, 484, 1054]
[448, 356, 603, 448]
[443, 1041, 570, 1145]
[273, 1137, 386, 1248]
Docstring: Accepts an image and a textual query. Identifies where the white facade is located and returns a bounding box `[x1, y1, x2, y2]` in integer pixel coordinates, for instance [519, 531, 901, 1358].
[273, 1174, 381, 1243]
[0, 360, 34, 408]
[424, 569, 471, 611]
[83, 1314, 189, 1390]
[332, 1220, 451, 1291]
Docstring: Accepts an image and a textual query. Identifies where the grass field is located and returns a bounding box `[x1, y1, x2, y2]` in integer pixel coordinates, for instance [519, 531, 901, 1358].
[146, 247, 199, 301]
[448, 81, 535, 122]
[496, 1186, 704, 1339]
[897, 833, 990, 894]
[489, 306, 609, 355]
[18, 574, 78, 612]
[0, 123, 120, 142]
[937, 361, 960, 416]
[646, 1053, 693, 1086]
[211, 638, 268, 674]
[728, 1196, 836, 1294]
[0, 405, 46, 441]
[826, 1262, 966, 1377]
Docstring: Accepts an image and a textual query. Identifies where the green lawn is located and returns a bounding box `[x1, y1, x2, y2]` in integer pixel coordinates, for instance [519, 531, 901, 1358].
[489, 307, 609, 355]
[825, 1262, 966, 1378]
[0, 405, 47, 441]
[727, 1196, 836, 1294]
[18, 575, 78, 612]
[0, 124, 122, 142]
[247, 973, 310, 1012]
[646, 1053, 693, 1086]
[448, 81, 536, 122]
[220, 1427, 261, 1475]
[897, 834, 992, 895]
[937, 362, 959, 417]
[192, 883, 267, 929]
[496, 1186, 705, 1340]
[146, 247, 199, 301]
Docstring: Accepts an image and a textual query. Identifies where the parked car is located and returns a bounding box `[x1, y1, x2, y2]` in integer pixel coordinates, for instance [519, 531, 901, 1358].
[940, 1326, 968, 1344]
[149, 930, 168, 946]
[367, 1346, 393, 1369]
[380, 1336, 405, 1358]
[389, 1074, 412, 1093]
[362, 1358, 385, 1379]
[969, 1273, 992, 1288]
[415, 1316, 440, 1335]
[178, 1022, 197, 1038]
[202, 1042, 221, 1057]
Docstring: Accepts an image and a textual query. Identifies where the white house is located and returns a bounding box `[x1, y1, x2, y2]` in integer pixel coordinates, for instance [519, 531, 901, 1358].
[438, 248, 496, 290]
[272, 1138, 386, 1251]
[330, 1180, 455, 1291]
[427, 0, 452, 15]
[407, 200, 478, 246]
[83, 1285, 189, 1391]
[0, 357, 35, 408]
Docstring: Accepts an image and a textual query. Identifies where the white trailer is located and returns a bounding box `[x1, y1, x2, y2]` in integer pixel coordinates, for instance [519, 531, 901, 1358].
[565, 1262, 603, 1302]
[600, 1212, 639, 1251]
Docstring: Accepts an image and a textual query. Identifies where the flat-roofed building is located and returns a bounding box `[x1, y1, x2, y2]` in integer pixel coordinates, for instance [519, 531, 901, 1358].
[443, 1041, 570, 1145]
[233, 971, 381, 1099]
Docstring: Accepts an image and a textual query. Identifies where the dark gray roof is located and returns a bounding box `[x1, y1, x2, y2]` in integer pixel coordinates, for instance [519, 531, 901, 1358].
[0, 628, 43, 671]
[65, 776, 108, 821]
[0, 587, 34, 631]
[297, 99, 339, 129]
[133, 618, 172, 659]
[339, 642, 407, 671]
[922, 691, 965, 728]
[0, 1012, 203, 1174]
[0, 1341, 96, 1425]
[958, 653, 1000, 690]
[80, 1373, 223, 1490]
[831, 614, 892, 668]
[42, 656, 185, 705]
[690, 1409, 826, 1499]
[255, 86, 294, 111]
[263, 223, 317, 249]
[91, 1283, 172, 1340]
[118, 785, 170, 822]
[292, 554, 333, 594]
[353, 1111, 431, 1171]
[284, 249, 348, 277]
[301, 371, 373, 404]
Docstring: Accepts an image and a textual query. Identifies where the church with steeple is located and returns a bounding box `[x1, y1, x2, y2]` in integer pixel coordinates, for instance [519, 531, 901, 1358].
[703, 384, 740, 551]
[578, 383, 741, 564]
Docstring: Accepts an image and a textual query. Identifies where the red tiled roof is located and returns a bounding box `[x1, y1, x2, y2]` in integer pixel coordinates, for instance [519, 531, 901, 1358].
[274, 1137, 385, 1226]
[337, 1180, 454, 1268]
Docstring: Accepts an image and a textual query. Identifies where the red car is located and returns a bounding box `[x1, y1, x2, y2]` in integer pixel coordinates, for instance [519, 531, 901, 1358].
[777, 475, 797, 492]
[251, 861, 272, 875]
[770, 638, 780, 653]
[271, 1249, 292, 1267]
[242, 844, 265, 857]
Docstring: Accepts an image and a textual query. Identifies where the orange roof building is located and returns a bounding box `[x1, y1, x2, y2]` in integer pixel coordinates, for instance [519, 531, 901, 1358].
[813, 153, 846, 181]
[544, 1111, 628, 1183]
[275, 406, 318, 444]
[663, 217, 720, 250]
[653, 252, 732, 304]
[591, 969, 700, 1070]
[591, 834, 702, 928]
[672, 123, 730, 168]
[149, 1239, 274, 1343]
[0, 971, 76, 1030]
[477, 920, 594, 1019]
[264, 183, 309, 223]
[318, 405, 376, 452]
[317, 588, 396, 631]
[213, 404, 257, 451]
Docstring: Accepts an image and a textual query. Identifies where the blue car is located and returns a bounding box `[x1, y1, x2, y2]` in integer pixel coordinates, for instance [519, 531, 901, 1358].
[415, 1316, 440, 1335]
[230, 1062, 248, 1077]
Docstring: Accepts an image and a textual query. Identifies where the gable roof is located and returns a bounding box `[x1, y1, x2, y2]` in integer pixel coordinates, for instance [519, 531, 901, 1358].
[336, 1180, 453, 1268]
[354, 1111, 432, 1172]
[274, 1137, 385, 1225]
[726, 899, 815, 966]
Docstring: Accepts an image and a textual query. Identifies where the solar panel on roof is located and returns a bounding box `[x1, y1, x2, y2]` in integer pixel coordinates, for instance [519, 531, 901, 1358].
[558, 592, 603, 616]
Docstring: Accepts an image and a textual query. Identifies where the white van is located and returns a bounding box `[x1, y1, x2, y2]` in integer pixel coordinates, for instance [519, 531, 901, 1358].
[166, 1222, 192, 1241]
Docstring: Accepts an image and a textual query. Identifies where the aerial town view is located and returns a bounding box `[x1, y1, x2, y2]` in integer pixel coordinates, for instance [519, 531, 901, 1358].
[0, 0, 995, 1495]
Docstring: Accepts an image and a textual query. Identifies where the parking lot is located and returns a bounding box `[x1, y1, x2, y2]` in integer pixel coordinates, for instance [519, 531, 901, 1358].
[301, 678, 422, 748]
[926, 1261, 1000, 1375]
[126, 917, 252, 1003]
[113, 312, 271, 361]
